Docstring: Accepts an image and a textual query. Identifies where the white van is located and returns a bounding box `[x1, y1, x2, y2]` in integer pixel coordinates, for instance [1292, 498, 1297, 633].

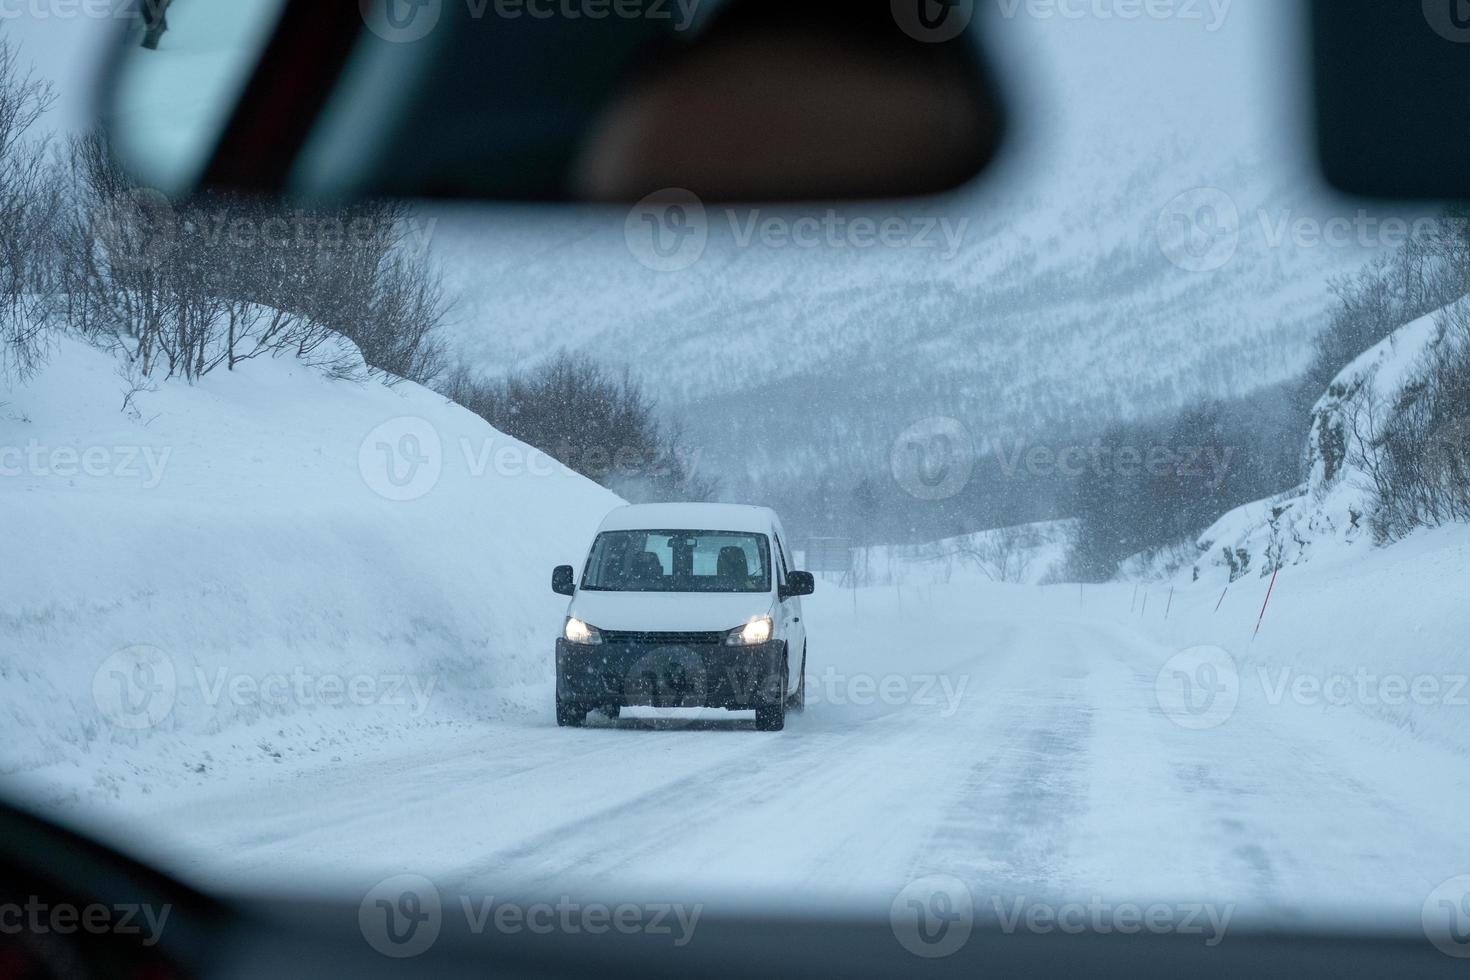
[551, 503, 815, 731]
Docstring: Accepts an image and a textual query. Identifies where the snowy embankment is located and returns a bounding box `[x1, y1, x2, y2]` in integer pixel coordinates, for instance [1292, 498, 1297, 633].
[1, 337, 621, 805]
[1181, 301, 1461, 583]
[1108, 300, 1470, 757]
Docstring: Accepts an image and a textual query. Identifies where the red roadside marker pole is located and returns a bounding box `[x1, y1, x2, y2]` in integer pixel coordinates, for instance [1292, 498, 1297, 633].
[1253, 566, 1280, 642]
[1165, 586, 1174, 620]
[1215, 586, 1229, 613]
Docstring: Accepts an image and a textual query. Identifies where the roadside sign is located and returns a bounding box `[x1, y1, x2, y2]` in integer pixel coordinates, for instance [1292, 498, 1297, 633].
[804, 537, 853, 575]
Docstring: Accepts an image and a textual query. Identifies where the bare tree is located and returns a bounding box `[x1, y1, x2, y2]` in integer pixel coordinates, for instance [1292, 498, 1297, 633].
[59, 134, 451, 384]
[947, 523, 1042, 584]
[0, 39, 61, 379]
[442, 352, 716, 502]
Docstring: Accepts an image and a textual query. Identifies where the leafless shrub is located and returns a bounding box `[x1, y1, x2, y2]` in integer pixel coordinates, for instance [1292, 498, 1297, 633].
[1353, 306, 1470, 542]
[0, 39, 61, 379]
[944, 523, 1042, 584]
[442, 352, 716, 502]
[57, 134, 451, 385]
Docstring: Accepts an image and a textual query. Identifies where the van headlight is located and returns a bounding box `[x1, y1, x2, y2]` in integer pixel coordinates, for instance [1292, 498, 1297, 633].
[726, 616, 773, 646]
[564, 617, 602, 646]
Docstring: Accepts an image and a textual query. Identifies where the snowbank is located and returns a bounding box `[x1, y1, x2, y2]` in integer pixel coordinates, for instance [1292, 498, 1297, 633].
[1112, 522, 1470, 759]
[1101, 302, 1470, 756]
[1183, 301, 1464, 584]
[0, 337, 622, 804]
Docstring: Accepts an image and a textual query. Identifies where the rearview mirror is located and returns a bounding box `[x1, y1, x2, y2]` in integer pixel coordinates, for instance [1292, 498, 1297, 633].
[781, 571, 816, 600]
[552, 566, 577, 598]
[99, 0, 1004, 204]
[1312, 0, 1470, 197]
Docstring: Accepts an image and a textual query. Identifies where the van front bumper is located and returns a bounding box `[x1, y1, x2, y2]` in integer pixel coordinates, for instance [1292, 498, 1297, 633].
[556, 636, 786, 710]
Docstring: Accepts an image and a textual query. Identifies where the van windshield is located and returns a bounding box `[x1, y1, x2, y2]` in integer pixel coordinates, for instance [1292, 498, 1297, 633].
[582, 530, 772, 594]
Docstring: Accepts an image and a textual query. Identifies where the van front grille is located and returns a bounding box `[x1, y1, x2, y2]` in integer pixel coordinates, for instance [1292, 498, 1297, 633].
[600, 630, 726, 646]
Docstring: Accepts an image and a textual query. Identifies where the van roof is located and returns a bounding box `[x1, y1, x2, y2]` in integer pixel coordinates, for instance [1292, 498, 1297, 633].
[596, 503, 779, 535]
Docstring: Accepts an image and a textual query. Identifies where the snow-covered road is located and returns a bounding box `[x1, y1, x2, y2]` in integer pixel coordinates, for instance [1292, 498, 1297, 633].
[9, 328, 1468, 941]
[103, 582, 1468, 932]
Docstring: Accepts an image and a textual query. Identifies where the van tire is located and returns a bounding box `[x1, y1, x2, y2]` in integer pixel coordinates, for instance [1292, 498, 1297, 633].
[756, 666, 787, 731]
[787, 644, 806, 711]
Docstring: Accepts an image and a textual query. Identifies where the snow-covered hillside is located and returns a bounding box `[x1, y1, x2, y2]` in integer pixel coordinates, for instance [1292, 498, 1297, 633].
[0, 338, 621, 804]
[1176, 298, 1468, 585]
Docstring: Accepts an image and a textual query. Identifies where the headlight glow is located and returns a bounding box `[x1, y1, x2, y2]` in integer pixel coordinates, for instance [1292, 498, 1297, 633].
[564, 617, 602, 645]
[727, 616, 773, 646]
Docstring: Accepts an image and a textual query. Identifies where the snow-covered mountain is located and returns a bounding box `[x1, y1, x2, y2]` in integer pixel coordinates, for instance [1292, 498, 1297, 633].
[430, 3, 1401, 498]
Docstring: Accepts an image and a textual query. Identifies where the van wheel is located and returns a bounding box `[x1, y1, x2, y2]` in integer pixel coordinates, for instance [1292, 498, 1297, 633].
[787, 645, 806, 711]
[556, 700, 586, 727]
[756, 667, 787, 731]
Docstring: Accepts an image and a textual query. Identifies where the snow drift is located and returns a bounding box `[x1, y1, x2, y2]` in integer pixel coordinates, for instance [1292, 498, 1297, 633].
[0, 336, 621, 804]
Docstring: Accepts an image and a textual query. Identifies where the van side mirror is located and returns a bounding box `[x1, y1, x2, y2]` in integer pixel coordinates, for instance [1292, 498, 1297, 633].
[552, 566, 577, 597]
[781, 572, 816, 600]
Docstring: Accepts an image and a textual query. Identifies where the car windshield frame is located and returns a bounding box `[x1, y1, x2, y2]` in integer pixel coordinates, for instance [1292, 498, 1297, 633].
[580, 529, 773, 594]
